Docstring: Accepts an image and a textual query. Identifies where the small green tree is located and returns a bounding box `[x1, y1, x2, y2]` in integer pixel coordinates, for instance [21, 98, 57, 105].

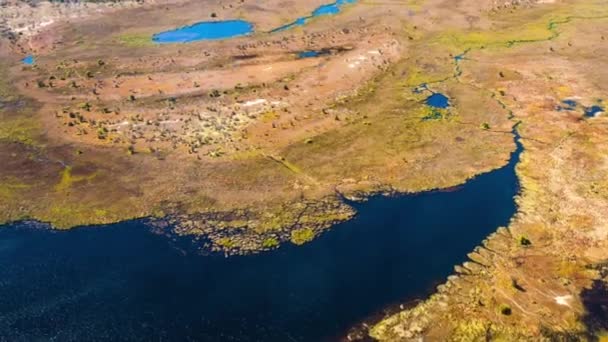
[519, 236, 532, 246]
[262, 237, 279, 249]
[499, 304, 512, 316]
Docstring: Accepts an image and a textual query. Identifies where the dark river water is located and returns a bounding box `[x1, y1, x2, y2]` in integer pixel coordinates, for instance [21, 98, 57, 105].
[0, 131, 522, 341]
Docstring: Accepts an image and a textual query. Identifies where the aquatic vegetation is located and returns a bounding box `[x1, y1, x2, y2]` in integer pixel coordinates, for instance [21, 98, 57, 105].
[262, 237, 279, 248]
[216, 237, 236, 249]
[422, 109, 443, 121]
[290, 228, 315, 245]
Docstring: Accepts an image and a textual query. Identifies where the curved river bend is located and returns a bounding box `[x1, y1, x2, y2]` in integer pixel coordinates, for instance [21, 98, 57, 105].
[0, 131, 522, 341]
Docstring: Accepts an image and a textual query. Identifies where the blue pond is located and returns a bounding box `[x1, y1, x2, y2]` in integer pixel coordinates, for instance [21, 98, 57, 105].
[21, 55, 35, 65]
[153, 1, 356, 43]
[0, 132, 522, 341]
[271, 0, 357, 33]
[297, 49, 331, 59]
[559, 99, 578, 111]
[153, 20, 253, 43]
[426, 93, 450, 108]
[584, 105, 604, 118]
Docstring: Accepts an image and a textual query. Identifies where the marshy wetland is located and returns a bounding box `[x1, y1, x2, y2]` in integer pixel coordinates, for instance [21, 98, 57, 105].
[1, 0, 608, 340]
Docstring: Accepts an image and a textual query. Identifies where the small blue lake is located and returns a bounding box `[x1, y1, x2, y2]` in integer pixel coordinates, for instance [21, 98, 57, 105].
[297, 49, 332, 59]
[557, 99, 578, 111]
[153, 20, 254, 43]
[21, 55, 35, 65]
[270, 0, 357, 33]
[152, 0, 356, 43]
[426, 93, 450, 108]
[584, 105, 604, 118]
[0, 131, 522, 341]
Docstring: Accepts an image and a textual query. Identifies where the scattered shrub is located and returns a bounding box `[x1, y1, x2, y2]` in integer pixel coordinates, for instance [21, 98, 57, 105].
[519, 236, 532, 246]
[499, 304, 512, 316]
[262, 237, 279, 249]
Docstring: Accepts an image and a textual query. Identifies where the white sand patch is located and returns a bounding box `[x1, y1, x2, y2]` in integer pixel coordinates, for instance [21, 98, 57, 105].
[242, 99, 268, 107]
[108, 120, 130, 129]
[159, 120, 180, 124]
[554, 295, 573, 307]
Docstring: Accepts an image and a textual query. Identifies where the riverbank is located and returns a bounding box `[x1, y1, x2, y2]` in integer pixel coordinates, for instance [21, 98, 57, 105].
[0, 131, 521, 340]
[371, 2, 608, 339]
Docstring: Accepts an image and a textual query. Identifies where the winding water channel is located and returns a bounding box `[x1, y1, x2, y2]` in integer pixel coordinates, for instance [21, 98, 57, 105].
[0, 128, 522, 341]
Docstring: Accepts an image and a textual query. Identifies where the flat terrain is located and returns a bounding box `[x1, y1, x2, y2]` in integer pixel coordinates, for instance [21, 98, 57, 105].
[1, 0, 608, 339]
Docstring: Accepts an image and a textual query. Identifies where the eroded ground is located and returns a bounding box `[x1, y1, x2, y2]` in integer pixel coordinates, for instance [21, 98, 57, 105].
[1, 0, 607, 339]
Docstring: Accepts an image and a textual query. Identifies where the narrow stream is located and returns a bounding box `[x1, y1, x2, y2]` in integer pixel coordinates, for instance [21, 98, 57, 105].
[0, 130, 522, 341]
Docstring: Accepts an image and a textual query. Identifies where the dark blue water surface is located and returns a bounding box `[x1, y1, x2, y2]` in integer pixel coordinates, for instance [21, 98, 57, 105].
[153, 20, 254, 43]
[21, 55, 35, 65]
[0, 132, 522, 341]
[270, 0, 357, 33]
[557, 99, 578, 111]
[298, 49, 332, 59]
[425, 93, 450, 108]
[584, 105, 604, 118]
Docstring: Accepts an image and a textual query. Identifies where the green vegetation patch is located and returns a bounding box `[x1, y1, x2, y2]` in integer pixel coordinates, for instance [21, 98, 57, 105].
[0, 117, 41, 146]
[217, 237, 236, 249]
[42, 202, 118, 229]
[116, 33, 155, 47]
[290, 228, 315, 245]
[0, 178, 31, 200]
[262, 237, 280, 249]
[55, 166, 98, 192]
